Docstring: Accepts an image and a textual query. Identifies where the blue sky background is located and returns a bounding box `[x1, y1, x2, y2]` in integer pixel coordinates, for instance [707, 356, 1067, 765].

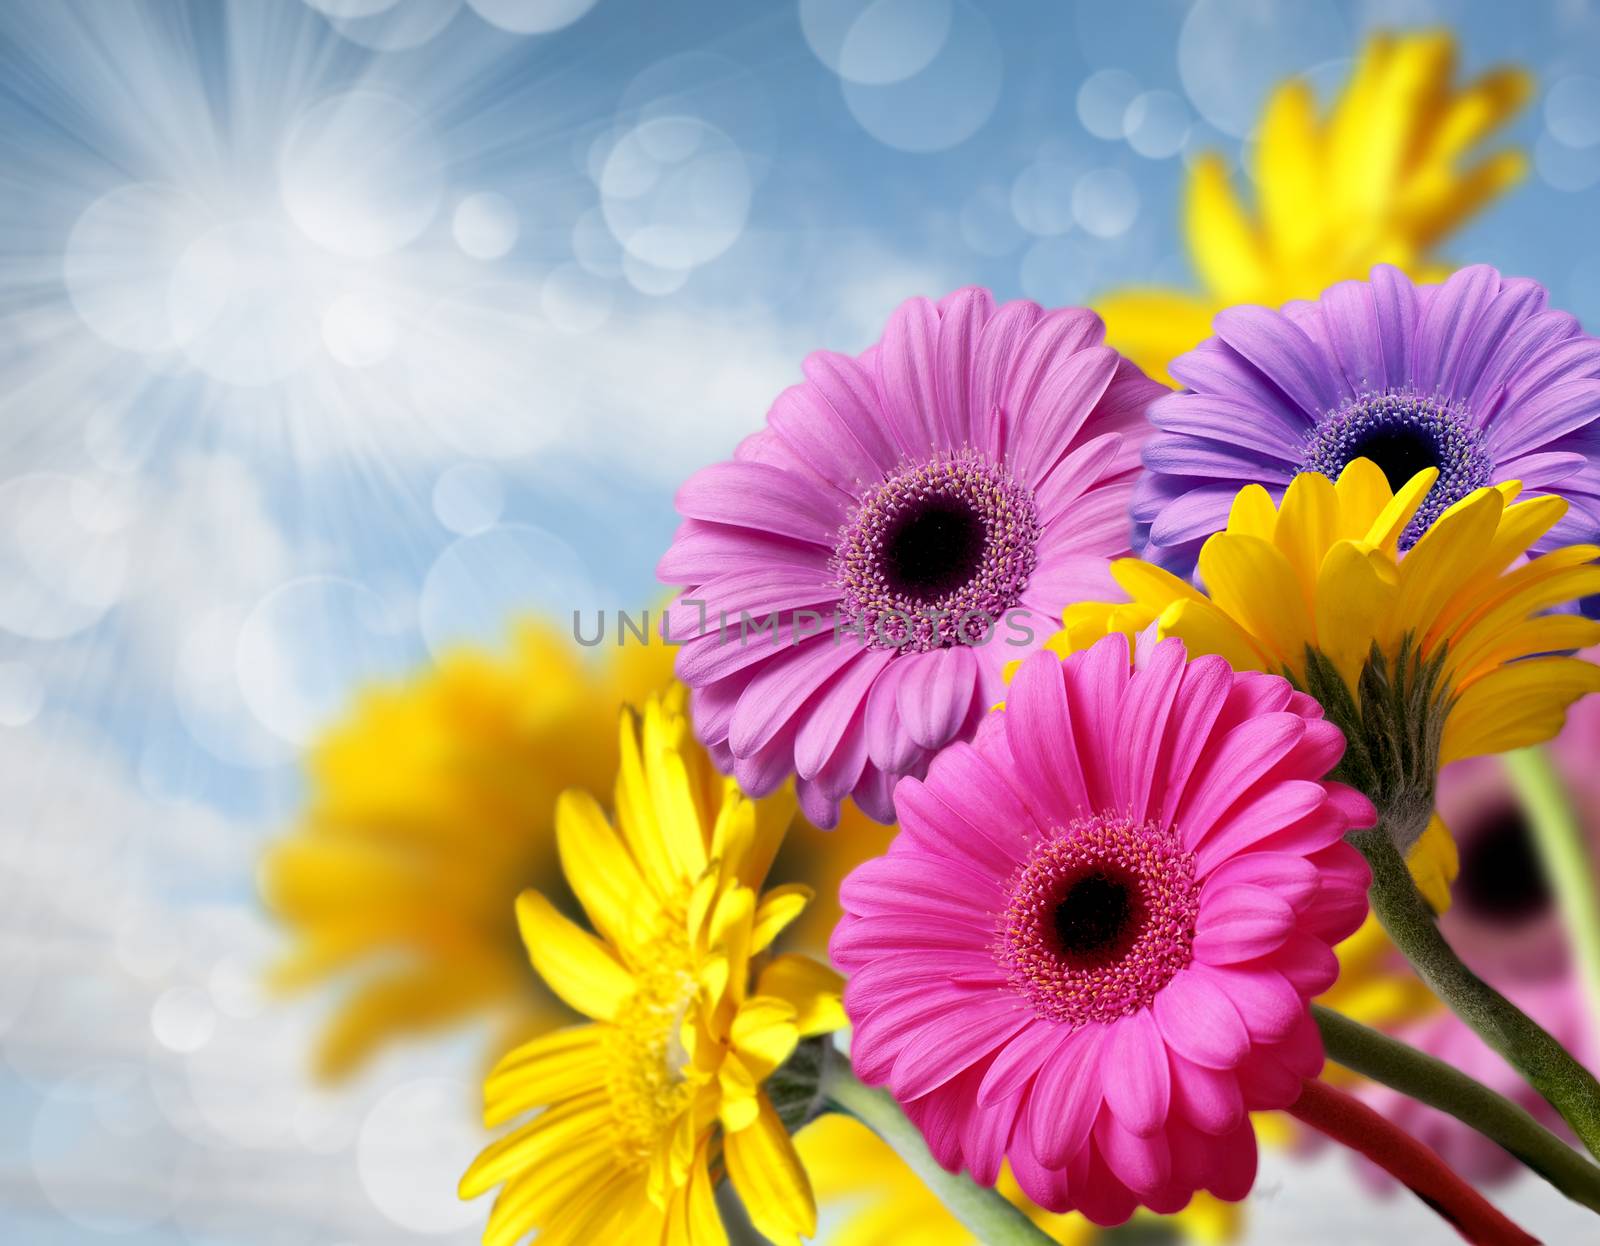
[2, 0, 1600, 1240]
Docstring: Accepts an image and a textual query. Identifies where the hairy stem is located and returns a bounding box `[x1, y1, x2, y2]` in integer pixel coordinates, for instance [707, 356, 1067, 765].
[819, 1048, 1054, 1245]
[1287, 1078, 1537, 1245]
[1353, 826, 1600, 1159]
[1315, 1004, 1600, 1214]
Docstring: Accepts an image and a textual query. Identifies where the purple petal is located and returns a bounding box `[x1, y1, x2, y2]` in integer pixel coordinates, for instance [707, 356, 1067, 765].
[896, 646, 979, 751]
[676, 460, 844, 545]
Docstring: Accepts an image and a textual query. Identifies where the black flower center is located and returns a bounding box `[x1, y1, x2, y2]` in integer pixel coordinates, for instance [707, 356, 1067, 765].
[1347, 423, 1443, 495]
[1053, 870, 1139, 964]
[880, 497, 986, 601]
[1455, 803, 1552, 927]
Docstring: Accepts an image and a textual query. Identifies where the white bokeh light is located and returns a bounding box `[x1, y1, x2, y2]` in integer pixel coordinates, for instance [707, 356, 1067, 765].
[1011, 145, 1083, 237]
[357, 1078, 485, 1233]
[801, 0, 955, 86]
[64, 182, 215, 354]
[1546, 75, 1600, 149]
[405, 282, 575, 458]
[1072, 167, 1140, 238]
[0, 659, 45, 726]
[1178, 0, 1347, 138]
[431, 462, 505, 535]
[601, 115, 752, 270]
[235, 575, 413, 747]
[168, 220, 329, 387]
[151, 985, 217, 1054]
[279, 90, 445, 258]
[322, 0, 464, 50]
[1124, 89, 1191, 159]
[452, 191, 520, 259]
[321, 291, 400, 368]
[1537, 130, 1600, 192]
[1076, 68, 1140, 140]
[838, 0, 1002, 153]
[419, 523, 597, 658]
[466, 0, 599, 34]
[0, 472, 129, 641]
[173, 606, 297, 769]
[542, 261, 614, 332]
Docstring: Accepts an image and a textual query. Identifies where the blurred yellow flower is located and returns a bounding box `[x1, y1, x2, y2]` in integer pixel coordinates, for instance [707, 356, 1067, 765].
[262, 619, 674, 1079]
[459, 690, 844, 1246]
[1096, 31, 1531, 382]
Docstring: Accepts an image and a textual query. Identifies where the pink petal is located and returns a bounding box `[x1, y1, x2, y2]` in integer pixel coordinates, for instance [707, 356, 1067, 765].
[657, 518, 833, 581]
[1156, 654, 1234, 825]
[1191, 780, 1329, 870]
[1169, 1052, 1245, 1135]
[1093, 1110, 1172, 1197]
[1204, 1121, 1258, 1201]
[1152, 968, 1250, 1069]
[1028, 1026, 1106, 1167]
[1062, 631, 1131, 811]
[864, 658, 921, 773]
[1201, 852, 1320, 911]
[1112, 635, 1186, 821]
[1193, 884, 1298, 964]
[1269, 932, 1341, 997]
[976, 1020, 1066, 1107]
[1176, 713, 1308, 843]
[794, 647, 893, 779]
[1009, 346, 1120, 483]
[969, 299, 1046, 460]
[933, 287, 995, 445]
[729, 638, 859, 757]
[768, 381, 885, 494]
[840, 853, 1005, 918]
[1004, 649, 1092, 821]
[894, 756, 1033, 874]
[1001, 308, 1106, 445]
[1196, 965, 1302, 1043]
[675, 459, 844, 545]
[897, 646, 979, 751]
[875, 296, 948, 453]
[1033, 432, 1127, 524]
[1103, 1009, 1171, 1137]
[889, 998, 1033, 1100]
[800, 348, 901, 474]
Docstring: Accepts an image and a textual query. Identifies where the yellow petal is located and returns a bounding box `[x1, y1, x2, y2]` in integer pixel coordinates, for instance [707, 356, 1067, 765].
[719, 1056, 760, 1132]
[751, 882, 813, 952]
[1407, 815, 1460, 915]
[515, 890, 634, 1022]
[1228, 482, 1280, 542]
[731, 995, 800, 1080]
[725, 1095, 818, 1246]
[756, 954, 847, 1037]
[1195, 533, 1314, 667]
[1441, 658, 1600, 764]
[1093, 288, 1217, 386]
[1185, 152, 1268, 303]
[1361, 465, 1437, 552]
[1273, 470, 1342, 609]
[556, 788, 649, 948]
[1157, 597, 1270, 674]
[1393, 485, 1504, 645]
[1313, 540, 1397, 691]
[1333, 458, 1395, 536]
[483, 1024, 608, 1126]
[460, 1091, 611, 1198]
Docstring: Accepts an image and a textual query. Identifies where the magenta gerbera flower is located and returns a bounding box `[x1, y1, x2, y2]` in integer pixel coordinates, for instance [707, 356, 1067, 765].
[658, 288, 1165, 826]
[1136, 263, 1600, 598]
[829, 634, 1374, 1224]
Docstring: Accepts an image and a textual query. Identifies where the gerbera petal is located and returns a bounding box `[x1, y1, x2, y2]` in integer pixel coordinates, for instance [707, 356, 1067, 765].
[514, 890, 633, 1022]
[896, 645, 979, 752]
[1103, 1009, 1172, 1137]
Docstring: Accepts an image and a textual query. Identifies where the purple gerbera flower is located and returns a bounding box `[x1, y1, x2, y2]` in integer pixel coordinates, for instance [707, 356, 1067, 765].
[1135, 263, 1600, 593]
[657, 288, 1166, 826]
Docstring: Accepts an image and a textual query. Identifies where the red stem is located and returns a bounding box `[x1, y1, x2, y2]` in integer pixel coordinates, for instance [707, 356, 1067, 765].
[1287, 1078, 1539, 1246]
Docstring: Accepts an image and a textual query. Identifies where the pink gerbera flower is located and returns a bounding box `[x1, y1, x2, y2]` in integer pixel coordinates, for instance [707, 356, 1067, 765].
[657, 288, 1165, 826]
[830, 634, 1374, 1224]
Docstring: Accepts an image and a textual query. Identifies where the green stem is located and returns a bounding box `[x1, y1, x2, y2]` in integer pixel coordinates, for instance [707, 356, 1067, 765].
[1502, 745, 1600, 1035]
[819, 1050, 1054, 1246]
[1353, 827, 1600, 1160]
[1314, 1004, 1600, 1214]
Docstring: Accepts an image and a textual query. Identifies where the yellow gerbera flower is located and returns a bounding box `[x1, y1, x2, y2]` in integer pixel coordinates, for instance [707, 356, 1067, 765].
[1051, 460, 1600, 877]
[262, 620, 674, 1078]
[1095, 31, 1531, 383]
[797, 1113, 1237, 1246]
[459, 690, 845, 1246]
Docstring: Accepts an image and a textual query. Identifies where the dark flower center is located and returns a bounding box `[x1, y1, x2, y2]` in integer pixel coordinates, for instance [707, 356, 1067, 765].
[1053, 870, 1140, 964]
[1455, 802, 1552, 927]
[880, 496, 987, 601]
[834, 452, 1039, 651]
[998, 816, 1199, 1027]
[1301, 391, 1492, 547]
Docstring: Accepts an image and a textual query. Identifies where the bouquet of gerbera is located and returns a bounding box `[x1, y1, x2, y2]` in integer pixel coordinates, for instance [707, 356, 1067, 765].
[269, 32, 1600, 1246]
